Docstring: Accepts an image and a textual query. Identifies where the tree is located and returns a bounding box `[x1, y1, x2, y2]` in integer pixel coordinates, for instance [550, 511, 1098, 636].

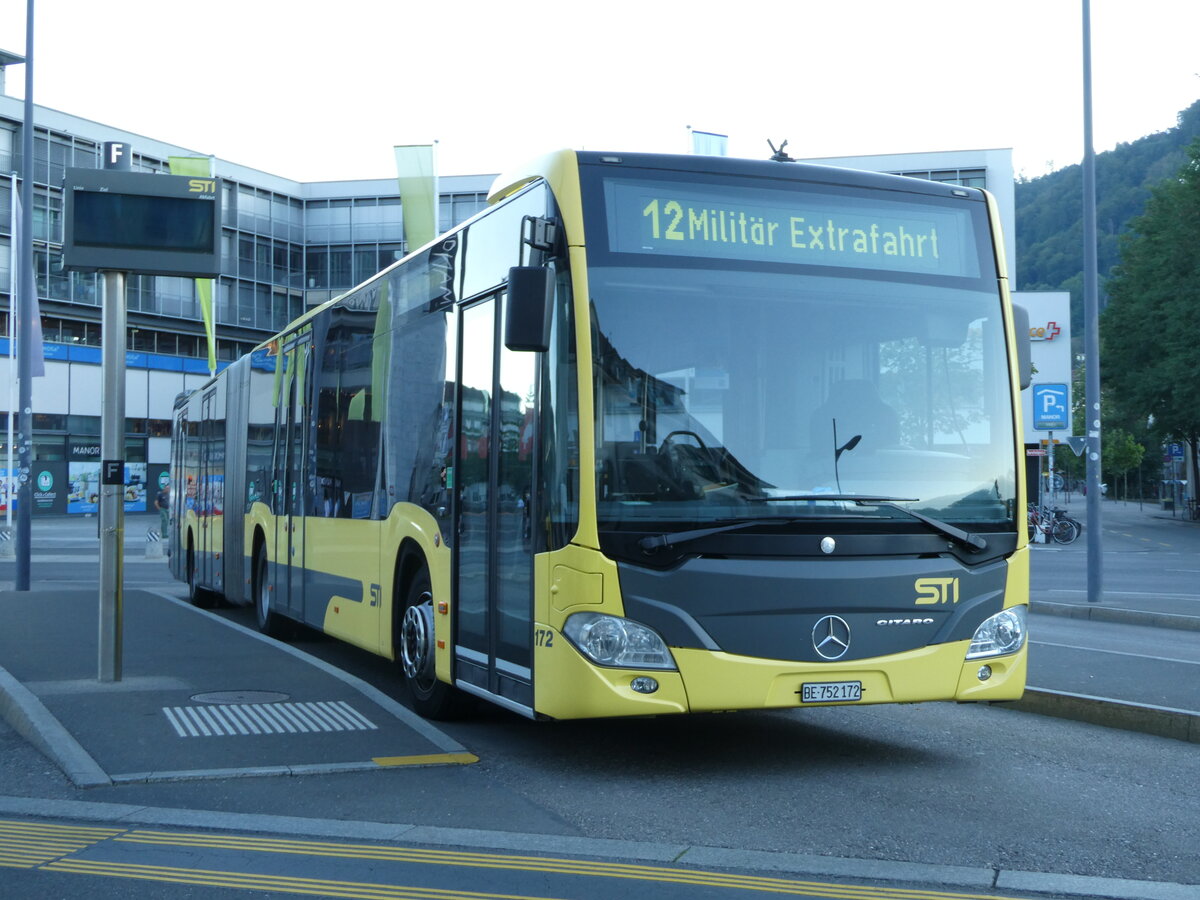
[1017, 98, 1200, 356]
[1056, 363, 1146, 498]
[1102, 139, 1200, 500]
[1104, 428, 1146, 499]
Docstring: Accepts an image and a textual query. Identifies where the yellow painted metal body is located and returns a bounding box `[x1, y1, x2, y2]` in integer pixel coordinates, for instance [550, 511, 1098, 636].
[244, 501, 450, 666]
[529, 540, 1028, 720]
[209, 151, 1030, 722]
[523, 157, 1029, 720]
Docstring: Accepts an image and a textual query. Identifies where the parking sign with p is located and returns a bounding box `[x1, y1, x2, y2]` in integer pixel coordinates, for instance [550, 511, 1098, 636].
[1033, 383, 1069, 431]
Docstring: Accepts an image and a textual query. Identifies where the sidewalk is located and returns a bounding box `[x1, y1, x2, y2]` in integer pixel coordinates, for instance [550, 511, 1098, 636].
[1015, 496, 1200, 742]
[0, 505, 1196, 798]
[1028, 496, 1200, 629]
[0, 587, 475, 789]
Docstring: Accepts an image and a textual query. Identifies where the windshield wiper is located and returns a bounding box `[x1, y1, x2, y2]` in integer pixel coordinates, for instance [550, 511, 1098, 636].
[748, 494, 916, 504]
[748, 494, 988, 552]
[638, 518, 798, 552]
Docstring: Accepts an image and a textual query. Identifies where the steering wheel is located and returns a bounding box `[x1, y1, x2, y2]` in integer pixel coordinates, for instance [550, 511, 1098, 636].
[658, 431, 709, 492]
[659, 430, 708, 453]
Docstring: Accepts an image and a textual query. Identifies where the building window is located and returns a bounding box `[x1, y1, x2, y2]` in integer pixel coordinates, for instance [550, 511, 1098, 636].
[129, 328, 155, 352]
[329, 247, 352, 288]
[897, 167, 987, 190]
[306, 247, 327, 289]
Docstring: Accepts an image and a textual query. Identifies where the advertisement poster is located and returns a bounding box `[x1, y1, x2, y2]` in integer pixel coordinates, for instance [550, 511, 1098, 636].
[67, 462, 147, 513]
[123, 463, 148, 512]
[68, 462, 102, 514]
[2, 464, 69, 515]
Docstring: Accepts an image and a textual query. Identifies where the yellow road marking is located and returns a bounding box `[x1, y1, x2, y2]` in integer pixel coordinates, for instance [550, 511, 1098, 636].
[3, 819, 1041, 900]
[45, 858, 554, 900]
[116, 829, 1024, 899]
[0, 819, 123, 869]
[372, 752, 479, 767]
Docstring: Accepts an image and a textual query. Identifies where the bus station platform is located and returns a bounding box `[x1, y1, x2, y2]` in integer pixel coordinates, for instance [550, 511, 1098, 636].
[0, 588, 475, 788]
[1, 498, 1199, 790]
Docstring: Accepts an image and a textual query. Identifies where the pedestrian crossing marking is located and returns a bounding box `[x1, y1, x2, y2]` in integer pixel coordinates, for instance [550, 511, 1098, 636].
[162, 700, 377, 737]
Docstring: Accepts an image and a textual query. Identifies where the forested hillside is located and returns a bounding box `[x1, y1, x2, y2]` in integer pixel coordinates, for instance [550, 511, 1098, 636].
[1015, 98, 1200, 327]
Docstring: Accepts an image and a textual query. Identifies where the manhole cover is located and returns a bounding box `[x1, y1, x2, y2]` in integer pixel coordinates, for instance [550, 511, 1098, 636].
[190, 690, 290, 705]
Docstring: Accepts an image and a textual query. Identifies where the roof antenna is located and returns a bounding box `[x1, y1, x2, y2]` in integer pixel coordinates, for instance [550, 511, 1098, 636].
[768, 139, 795, 162]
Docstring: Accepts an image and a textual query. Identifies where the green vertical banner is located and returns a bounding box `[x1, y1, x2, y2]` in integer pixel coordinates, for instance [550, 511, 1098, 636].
[394, 144, 438, 252]
[168, 155, 217, 374]
[371, 279, 391, 419]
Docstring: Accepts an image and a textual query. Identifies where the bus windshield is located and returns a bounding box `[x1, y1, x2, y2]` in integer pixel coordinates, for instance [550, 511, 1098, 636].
[584, 171, 1017, 533]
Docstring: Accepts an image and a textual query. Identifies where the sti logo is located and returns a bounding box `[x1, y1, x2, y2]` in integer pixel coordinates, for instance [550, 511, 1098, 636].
[914, 577, 960, 605]
[1029, 322, 1061, 341]
[187, 179, 217, 194]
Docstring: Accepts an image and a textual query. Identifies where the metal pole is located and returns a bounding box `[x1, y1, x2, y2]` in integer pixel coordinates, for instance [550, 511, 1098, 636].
[98, 270, 126, 681]
[1082, 0, 1103, 603]
[6, 172, 15, 532]
[15, 0, 35, 591]
[1048, 431, 1056, 504]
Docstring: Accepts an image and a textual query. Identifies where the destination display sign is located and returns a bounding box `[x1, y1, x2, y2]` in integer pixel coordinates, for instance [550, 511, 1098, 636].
[604, 177, 981, 278]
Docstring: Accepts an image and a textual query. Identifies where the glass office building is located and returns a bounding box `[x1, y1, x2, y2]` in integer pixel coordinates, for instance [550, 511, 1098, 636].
[0, 90, 492, 513]
[0, 74, 1015, 515]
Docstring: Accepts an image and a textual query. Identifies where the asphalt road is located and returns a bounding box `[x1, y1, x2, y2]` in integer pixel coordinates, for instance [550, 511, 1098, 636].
[1, 504, 1198, 900]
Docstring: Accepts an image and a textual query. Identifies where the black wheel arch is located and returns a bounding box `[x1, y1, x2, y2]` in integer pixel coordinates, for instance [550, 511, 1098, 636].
[392, 539, 430, 652]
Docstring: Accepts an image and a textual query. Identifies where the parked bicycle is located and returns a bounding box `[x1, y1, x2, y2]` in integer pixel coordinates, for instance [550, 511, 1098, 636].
[1027, 504, 1081, 544]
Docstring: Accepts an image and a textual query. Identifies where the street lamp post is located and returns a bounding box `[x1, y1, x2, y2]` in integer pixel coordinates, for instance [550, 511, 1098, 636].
[1082, 0, 1103, 603]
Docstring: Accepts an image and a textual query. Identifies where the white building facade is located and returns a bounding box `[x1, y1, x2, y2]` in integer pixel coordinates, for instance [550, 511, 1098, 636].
[0, 81, 1020, 515]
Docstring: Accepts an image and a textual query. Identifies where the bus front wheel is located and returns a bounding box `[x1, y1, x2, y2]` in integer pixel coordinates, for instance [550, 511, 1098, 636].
[398, 568, 470, 719]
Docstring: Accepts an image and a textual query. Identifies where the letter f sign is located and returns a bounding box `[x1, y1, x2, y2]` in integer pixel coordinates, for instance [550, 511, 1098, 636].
[103, 141, 132, 171]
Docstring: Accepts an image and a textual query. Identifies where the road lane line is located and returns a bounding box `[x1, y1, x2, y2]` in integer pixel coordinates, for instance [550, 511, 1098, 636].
[1032, 640, 1200, 666]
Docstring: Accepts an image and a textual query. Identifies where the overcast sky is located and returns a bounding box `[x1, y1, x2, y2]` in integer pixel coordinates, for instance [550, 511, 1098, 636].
[2, 1, 1197, 183]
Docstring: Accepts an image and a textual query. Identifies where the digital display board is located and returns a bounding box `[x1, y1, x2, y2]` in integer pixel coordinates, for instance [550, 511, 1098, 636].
[604, 177, 982, 278]
[63, 168, 221, 278]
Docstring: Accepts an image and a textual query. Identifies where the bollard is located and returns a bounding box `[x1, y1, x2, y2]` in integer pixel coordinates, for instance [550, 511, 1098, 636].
[0, 526, 12, 559]
[145, 527, 163, 559]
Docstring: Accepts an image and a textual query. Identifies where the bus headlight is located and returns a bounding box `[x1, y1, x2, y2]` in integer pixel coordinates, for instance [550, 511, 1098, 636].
[562, 613, 677, 670]
[966, 606, 1027, 660]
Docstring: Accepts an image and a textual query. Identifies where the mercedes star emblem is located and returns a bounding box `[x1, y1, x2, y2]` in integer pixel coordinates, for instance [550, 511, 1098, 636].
[812, 615, 852, 660]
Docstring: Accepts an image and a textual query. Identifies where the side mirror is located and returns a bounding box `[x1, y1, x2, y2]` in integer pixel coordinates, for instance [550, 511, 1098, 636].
[505, 266, 551, 352]
[1011, 303, 1032, 390]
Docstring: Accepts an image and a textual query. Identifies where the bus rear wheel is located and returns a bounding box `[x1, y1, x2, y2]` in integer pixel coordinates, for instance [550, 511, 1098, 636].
[398, 567, 470, 719]
[186, 537, 215, 608]
[253, 542, 288, 638]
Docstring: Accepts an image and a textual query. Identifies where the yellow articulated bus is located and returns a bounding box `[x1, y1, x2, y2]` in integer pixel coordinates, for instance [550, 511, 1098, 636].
[170, 150, 1031, 721]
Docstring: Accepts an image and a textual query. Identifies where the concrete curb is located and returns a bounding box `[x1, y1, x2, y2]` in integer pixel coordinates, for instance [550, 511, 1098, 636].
[0, 663, 111, 787]
[0, 794, 1194, 900]
[1012, 687, 1200, 744]
[1030, 600, 1200, 632]
[0, 589, 471, 789]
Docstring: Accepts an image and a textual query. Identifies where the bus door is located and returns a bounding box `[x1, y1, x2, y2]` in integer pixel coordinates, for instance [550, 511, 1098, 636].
[170, 406, 187, 569]
[196, 388, 217, 588]
[454, 293, 537, 713]
[273, 336, 312, 619]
